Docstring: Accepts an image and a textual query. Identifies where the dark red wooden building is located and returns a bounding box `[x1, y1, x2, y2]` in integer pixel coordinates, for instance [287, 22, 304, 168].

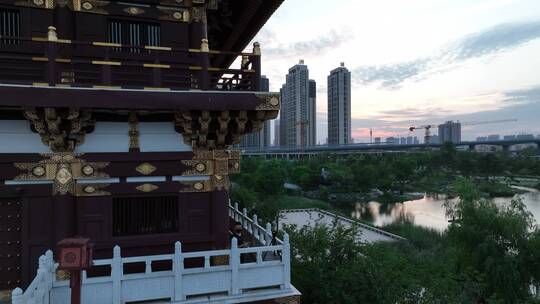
[0, 1, 298, 303]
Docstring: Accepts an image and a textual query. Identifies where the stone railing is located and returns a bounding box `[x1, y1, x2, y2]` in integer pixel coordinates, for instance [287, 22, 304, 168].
[11, 251, 54, 304]
[228, 201, 282, 246]
[12, 205, 296, 304]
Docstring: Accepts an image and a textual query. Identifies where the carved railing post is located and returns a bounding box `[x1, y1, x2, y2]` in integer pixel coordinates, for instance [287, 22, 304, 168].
[173, 241, 185, 301]
[45, 250, 55, 294]
[11, 288, 23, 304]
[111, 245, 122, 304]
[230, 237, 240, 295]
[242, 208, 248, 230]
[252, 214, 259, 240]
[37, 255, 47, 303]
[265, 222, 273, 245]
[282, 233, 291, 289]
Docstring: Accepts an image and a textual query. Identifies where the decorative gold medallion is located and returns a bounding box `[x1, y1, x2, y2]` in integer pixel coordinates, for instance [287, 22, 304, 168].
[136, 163, 157, 175]
[173, 11, 183, 20]
[195, 163, 206, 172]
[32, 166, 46, 177]
[82, 2, 93, 10]
[82, 165, 94, 176]
[193, 182, 204, 190]
[56, 167, 72, 185]
[269, 97, 279, 106]
[124, 7, 144, 15]
[75, 183, 110, 197]
[83, 186, 96, 194]
[136, 184, 158, 193]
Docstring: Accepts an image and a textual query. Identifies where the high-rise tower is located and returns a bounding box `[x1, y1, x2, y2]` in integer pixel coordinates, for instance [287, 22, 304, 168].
[327, 62, 351, 145]
[280, 60, 316, 147]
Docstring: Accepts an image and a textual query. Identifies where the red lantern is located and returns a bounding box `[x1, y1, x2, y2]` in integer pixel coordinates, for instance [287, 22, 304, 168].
[57, 237, 93, 270]
[57, 237, 93, 304]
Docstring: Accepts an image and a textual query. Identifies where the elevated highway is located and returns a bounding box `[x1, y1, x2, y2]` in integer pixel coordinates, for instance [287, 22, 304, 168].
[241, 139, 540, 157]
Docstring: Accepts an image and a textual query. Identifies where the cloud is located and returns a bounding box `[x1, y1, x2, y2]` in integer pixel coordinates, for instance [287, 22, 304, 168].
[353, 20, 540, 89]
[377, 107, 453, 118]
[503, 85, 540, 104]
[259, 29, 352, 59]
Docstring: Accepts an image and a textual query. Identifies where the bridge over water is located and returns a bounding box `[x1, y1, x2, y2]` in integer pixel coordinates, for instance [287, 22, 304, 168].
[241, 139, 540, 158]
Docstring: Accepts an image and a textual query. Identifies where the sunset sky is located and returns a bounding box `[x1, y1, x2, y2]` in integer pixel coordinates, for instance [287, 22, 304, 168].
[251, 0, 540, 143]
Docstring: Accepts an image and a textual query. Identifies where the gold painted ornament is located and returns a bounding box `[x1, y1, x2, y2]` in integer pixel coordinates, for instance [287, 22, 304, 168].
[136, 163, 157, 175]
[32, 166, 46, 177]
[82, 165, 94, 176]
[136, 184, 158, 193]
[82, 2, 93, 10]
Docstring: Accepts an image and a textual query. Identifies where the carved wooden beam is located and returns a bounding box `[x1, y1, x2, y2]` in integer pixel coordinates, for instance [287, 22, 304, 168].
[24, 107, 95, 153]
[173, 93, 279, 149]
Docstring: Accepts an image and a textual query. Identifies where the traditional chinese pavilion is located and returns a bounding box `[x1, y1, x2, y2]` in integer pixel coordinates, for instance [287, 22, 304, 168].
[0, 0, 299, 303]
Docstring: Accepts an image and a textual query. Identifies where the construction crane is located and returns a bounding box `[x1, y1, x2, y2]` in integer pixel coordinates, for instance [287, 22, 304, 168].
[409, 119, 517, 145]
[408, 124, 438, 145]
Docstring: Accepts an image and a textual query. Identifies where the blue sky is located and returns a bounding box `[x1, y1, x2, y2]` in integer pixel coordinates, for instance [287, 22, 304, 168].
[252, 0, 540, 143]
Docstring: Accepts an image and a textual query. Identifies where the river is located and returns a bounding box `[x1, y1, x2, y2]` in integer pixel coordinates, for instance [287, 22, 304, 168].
[351, 186, 540, 231]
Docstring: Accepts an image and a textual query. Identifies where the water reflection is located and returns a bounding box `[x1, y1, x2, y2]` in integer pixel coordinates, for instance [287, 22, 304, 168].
[352, 187, 540, 231]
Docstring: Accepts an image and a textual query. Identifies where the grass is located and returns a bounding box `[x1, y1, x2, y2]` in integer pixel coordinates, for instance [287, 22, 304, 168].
[274, 195, 332, 210]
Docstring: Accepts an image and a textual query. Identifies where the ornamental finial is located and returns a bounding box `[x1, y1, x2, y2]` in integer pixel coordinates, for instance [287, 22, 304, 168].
[201, 39, 209, 52]
[47, 26, 58, 42]
[253, 42, 261, 55]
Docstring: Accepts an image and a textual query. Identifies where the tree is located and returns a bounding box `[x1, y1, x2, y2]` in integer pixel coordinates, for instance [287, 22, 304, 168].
[253, 159, 286, 194]
[447, 178, 540, 303]
[286, 220, 462, 304]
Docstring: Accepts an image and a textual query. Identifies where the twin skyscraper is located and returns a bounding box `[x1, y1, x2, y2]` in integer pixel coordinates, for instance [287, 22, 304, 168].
[239, 60, 352, 148]
[278, 60, 352, 147]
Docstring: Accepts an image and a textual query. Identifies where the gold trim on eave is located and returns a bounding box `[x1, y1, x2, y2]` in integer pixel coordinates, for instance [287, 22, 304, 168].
[143, 63, 170, 69]
[92, 85, 121, 89]
[92, 60, 121, 66]
[145, 45, 172, 51]
[92, 41, 122, 47]
[32, 57, 49, 62]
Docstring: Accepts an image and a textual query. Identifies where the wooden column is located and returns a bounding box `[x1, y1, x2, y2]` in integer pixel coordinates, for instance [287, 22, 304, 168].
[53, 195, 77, 243]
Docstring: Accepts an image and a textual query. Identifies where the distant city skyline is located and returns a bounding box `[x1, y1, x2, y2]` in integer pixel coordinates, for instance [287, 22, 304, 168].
[250, 0, 540, 144]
